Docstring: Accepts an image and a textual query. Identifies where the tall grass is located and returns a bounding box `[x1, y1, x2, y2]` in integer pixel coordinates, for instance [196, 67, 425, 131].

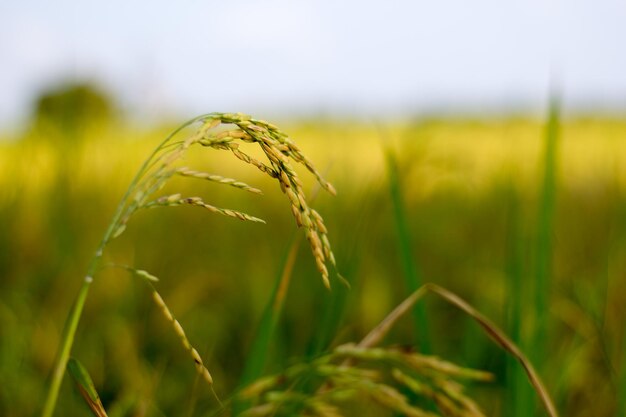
[385, 147, 431, 354]
[534, 98, 559, 368]
[510, 98, 559, 417]
[504, 182, 529, 417]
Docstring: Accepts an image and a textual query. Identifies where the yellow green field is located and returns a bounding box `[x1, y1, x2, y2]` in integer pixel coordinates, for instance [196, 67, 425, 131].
[1, 115, 625, 416]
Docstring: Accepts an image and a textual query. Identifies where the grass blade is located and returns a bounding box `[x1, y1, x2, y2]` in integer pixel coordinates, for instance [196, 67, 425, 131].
[533, 96, 560, 368]
[503, 183, 531, 417]
[516, 96, 559, 415]
[385, 146, 431, 354]
[232, 232, 302, 415]
[67, 358, 108, 417]
[239, 232, 301, 387]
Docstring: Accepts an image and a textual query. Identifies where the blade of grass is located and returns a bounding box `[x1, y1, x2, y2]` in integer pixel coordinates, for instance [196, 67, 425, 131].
[67, 358, 108, 417]
[520, 96, 559, 415]
[385, 146, 431, 354]
[503, 183, 531, 417]
[239, 230, 302, 387]
[231, 231, 301, 416]
[533, 95, 560, 368]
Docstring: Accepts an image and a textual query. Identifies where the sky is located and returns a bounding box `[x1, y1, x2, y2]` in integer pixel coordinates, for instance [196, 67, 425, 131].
[1, 0, 626, 125]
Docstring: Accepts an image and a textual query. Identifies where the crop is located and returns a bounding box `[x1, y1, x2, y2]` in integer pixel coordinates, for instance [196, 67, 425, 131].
[41, 112, 339, 417]
[37, 112, 561, 417]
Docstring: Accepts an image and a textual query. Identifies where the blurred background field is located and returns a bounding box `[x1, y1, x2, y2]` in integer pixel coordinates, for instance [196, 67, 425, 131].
[1, 97, 626, 416]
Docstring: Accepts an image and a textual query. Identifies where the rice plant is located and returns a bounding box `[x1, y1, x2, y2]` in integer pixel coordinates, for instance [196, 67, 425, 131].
[233, 343, 492, 417]
[39, 112, 560, 417]
[41, 112, 339, 417]
[66, 280, 559, 417]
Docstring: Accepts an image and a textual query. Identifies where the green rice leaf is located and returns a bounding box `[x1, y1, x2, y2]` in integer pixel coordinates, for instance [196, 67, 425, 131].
[67, 358, 108, 417]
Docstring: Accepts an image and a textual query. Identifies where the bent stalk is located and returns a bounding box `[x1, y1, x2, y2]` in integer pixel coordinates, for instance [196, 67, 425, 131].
[41, 113, 337, 416]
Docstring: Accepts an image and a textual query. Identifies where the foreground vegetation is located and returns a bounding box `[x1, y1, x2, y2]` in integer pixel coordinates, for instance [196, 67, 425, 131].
[0, 114, 625, 416]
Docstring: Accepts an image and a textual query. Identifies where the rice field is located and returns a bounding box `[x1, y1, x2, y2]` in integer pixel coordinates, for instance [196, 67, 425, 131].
[0, 113, 625, 416]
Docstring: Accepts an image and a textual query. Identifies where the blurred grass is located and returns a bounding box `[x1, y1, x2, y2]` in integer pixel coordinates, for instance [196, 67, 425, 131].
[509, 99, 561, 417]
[504, 178, 527, 417]
[385, 147, 431, 354]
[238, 231, 301, 387]
[1, 115, 626, 416]
[530, 99, 559, 415]
[533, 99, 559, 368]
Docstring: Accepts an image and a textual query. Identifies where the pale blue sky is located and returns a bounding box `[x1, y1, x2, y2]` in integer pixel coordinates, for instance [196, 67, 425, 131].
[1, 0, 625, 125]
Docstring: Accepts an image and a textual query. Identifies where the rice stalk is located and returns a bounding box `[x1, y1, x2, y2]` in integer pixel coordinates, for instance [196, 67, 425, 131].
[142, 194, 266, 223]
[359, 283, 559, 417]
[41, 113, 337, 417]
[176, 167, 263, 194]
[233, 284, 502, 417]
[237, 178, 333, 414]
[235, 341, 490, 417]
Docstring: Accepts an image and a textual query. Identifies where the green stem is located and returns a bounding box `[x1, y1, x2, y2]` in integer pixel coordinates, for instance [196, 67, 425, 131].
[533, 98, 559, 369]
[40, 114, 210, 417]
[385, 147, 431, 354]
[41, 265, 97, 417]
